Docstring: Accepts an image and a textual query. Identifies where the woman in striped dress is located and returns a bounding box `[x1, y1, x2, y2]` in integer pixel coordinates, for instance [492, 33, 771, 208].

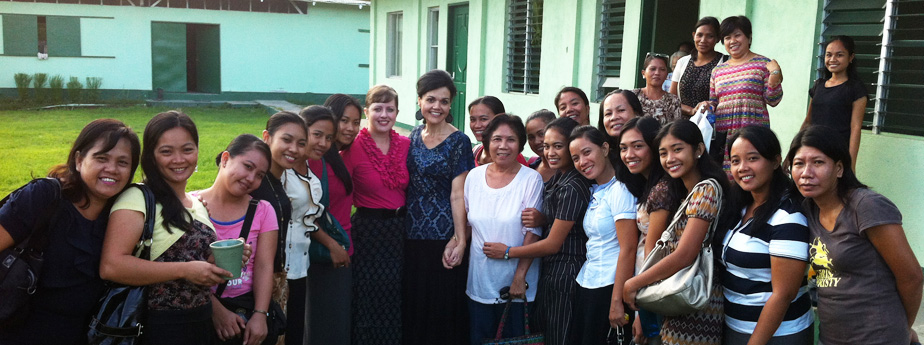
[702, 16, 783, 176]
[484, 117, 591, 345]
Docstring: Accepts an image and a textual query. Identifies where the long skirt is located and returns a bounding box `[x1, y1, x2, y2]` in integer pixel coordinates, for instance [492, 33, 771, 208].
[351, 214, 405, 345]
[402, 239, 469, 345]
[659, 281, 724, 345]
[308, 263, 352, 345]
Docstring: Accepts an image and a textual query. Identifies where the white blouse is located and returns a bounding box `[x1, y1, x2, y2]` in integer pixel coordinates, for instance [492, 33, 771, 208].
[281, 167, 324, 280]
[576, 177, 637, 289]
[465, 164, 544, 304]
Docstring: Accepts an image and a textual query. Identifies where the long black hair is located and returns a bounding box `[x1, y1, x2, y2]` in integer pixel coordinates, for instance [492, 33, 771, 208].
[141, 110, 199, 234]
[618, 116, 669, 209]
[215, 134, 271, 169]
[322, 95, 361, 194]
[728, 125, 791, 233]
[569, 125, 644, 198]
[655, 119, 735, 244]
[786, 125, 867, 204]
[545, 117, 580, 170]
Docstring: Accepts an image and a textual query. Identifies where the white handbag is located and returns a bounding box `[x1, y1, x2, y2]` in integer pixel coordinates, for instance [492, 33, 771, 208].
[635, 178, 723, 317]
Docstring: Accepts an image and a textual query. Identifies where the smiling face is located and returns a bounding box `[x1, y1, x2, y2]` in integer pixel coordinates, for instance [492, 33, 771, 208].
[570, 137, 611, 183]
[488, 124, 520, 168]
[643, 58, 668, 88]
[418, 87, 452, 125]
[693, 24, 718, 55]
[265, 122, 307, 171]
[154, 127, 199, 189]
[219, 149, 270, 197]
[557, 91, 590, 126]
[525, 119, 548, 157]
[824, 40, 853, 76]
[658, 133, 701, 180]
[730, 138, 778, 196]
[305, 120, 335, 161]
[337, 105, 362, 147]
[76, 137, 134, 204]
[602, 93, 636, 137]
[723, 28, 751, 59]
[791, 146, 842, 200]
[543, 128, 571, 170]
[365, 100, 398, 135]
[619, 128, 652, 176]
[469, 103, 498, 142]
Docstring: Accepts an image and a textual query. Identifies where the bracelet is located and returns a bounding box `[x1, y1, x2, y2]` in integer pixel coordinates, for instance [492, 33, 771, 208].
[504, 246, 511, 260]
[252, 309, 269, 316]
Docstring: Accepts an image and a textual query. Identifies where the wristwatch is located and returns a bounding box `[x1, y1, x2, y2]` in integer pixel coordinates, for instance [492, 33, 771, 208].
[504, 246, 511, 260]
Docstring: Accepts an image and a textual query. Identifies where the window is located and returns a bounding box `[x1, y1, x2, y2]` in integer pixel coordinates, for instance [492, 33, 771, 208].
[427, 7, 439, 71]
[386, 11, 403, 77]
[506, 0, 543, 94]
[595, 0, 627, 101]
[2, 14, 81, 57]
[819, 0, 924, 136]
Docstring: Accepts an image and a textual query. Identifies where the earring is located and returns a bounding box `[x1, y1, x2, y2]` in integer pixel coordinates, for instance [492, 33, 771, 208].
[697, 155, 701, 159]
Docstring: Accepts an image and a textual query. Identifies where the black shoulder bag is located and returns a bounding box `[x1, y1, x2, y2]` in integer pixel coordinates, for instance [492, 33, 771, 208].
[87, 184, 155, 345]
[214, 199, 287, 345]
[0, 178, 63, 327]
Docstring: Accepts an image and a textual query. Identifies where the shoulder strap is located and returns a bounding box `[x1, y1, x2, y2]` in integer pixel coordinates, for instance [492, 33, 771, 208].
[320, 159, 330, 208]
[215, 198, 259, 298]
[18, 178, 63, 253]
[657, 178, 724, 248]
[134, 184, 156, 260]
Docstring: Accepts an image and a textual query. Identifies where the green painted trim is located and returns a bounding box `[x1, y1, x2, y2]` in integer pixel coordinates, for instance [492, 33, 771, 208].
[0, 54, 115, 58]
[394, 121, 415, 132]
[358, 29, 371, 33]
[0, 13, 114, 19]
[0, 88, 365, 106]
[358, 63, 370, 68]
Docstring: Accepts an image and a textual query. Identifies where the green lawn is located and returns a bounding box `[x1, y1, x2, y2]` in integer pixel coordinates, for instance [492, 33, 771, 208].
[0, 106, 270, 196]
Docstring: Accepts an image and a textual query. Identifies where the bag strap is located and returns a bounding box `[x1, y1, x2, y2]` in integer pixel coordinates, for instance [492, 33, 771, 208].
[657, 178, 724, 249]
[320, 158, 330, 209]
[493, 300, 531, 339]
[134, 184, 156, 260]
[18, 178, 63, 254]
[215, 198, 259, 298]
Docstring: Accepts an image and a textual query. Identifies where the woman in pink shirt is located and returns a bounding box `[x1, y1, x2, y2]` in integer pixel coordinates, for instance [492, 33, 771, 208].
[342, 85, 410, 344]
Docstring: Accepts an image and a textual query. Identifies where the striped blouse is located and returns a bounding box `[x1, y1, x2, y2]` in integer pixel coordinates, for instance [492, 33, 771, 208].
[709, 54, 783, 133]
[720, 197, 813, 336]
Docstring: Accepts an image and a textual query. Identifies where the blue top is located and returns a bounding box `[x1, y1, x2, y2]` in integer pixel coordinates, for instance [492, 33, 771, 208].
[576, 177, 637, 289]
[0, 179, 106, 344]
[720, 196, 813, 336]
[406, 125, 475, 240]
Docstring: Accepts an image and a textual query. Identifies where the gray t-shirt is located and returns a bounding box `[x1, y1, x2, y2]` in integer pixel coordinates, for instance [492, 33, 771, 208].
[805, 188, 907, 344]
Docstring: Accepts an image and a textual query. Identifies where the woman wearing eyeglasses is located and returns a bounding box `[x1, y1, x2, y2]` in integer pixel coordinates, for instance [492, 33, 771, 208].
[633, 54, 682, 126]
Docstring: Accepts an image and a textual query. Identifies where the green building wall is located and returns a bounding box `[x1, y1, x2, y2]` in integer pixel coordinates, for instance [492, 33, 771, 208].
[372, 0, 924, 263]
[1, 2, 370, 96]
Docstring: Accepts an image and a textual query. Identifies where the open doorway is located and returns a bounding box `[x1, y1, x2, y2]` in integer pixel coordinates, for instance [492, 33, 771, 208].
[152, 22, 221, 94]
[636, 0, 699, 88]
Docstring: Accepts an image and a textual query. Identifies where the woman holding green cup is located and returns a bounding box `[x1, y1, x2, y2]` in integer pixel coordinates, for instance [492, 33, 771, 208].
[195, 134, 280, 345]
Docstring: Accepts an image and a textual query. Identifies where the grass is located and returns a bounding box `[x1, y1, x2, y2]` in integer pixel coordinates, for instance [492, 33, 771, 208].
[0, 106, 269, 196]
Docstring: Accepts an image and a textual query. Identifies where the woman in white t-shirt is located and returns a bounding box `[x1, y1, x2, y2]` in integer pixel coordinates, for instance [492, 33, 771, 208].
[569, 126, 639, 344]
[465, 115, 544, 345]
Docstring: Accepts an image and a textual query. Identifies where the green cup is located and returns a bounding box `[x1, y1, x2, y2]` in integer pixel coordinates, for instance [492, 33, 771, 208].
[210, 239, 244, 279]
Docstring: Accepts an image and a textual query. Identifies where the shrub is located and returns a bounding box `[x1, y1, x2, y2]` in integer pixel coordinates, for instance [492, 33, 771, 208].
[33, 73, 48, 103]
[67, 76, 83, 103]
[86, 77, 103, 103]
[49, 75, 64, 104]
[14, 73, 32, 101]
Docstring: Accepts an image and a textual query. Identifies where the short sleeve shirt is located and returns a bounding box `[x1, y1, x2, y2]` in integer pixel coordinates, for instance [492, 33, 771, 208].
[665, 180, 720, 254]
[541, 168, 593, 260]
[577, 177, 637, 288]
[720, 197, 813, 336]
[808, 78, 868, 143]
[199, 198, 278, 299]
[406, 126, 476, 240]
[465, 165, 544, 303]
[806, 188, 908, 344]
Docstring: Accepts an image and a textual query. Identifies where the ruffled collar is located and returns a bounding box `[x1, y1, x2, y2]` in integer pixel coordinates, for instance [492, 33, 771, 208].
[357, 128, 409, 190]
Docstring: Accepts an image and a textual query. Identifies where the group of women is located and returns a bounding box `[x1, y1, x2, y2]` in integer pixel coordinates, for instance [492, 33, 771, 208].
[0, 14, 918, 345]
